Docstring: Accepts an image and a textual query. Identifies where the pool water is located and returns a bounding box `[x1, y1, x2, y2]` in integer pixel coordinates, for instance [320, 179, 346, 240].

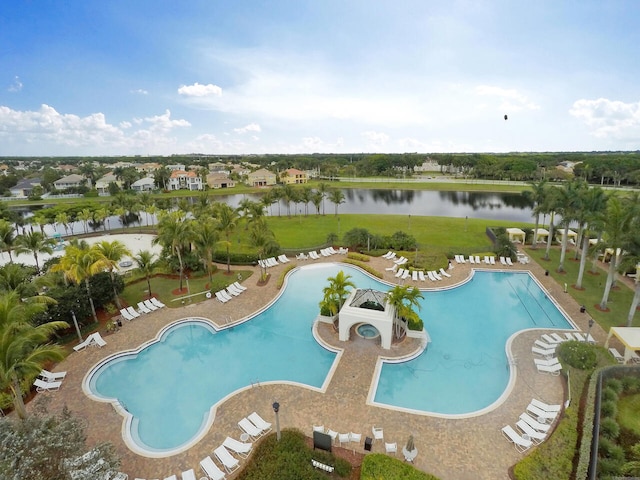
[86, 265, 571, 454]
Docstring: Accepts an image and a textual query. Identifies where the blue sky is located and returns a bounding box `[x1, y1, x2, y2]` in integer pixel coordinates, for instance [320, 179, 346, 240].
[1, 1, 639, 156]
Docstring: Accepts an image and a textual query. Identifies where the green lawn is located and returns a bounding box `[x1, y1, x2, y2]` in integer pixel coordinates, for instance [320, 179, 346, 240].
[524, 246, 637, 331]
[617, 393, 640, 434]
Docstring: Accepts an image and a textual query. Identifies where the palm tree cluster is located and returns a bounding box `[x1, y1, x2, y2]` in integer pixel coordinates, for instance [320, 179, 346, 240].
[526, 180, 640, 325]
[259, 182, 345, 217]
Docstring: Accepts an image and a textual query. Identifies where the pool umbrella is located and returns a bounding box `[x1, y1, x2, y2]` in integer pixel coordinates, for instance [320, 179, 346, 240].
[405, 435, 415, 453]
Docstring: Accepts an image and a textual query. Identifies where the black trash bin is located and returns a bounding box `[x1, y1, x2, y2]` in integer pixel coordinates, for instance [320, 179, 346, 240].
[364, 436, 373, 451]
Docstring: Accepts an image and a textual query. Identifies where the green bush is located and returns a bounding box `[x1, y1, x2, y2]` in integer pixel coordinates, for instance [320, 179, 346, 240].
[601, 417, 621, 440]
[602, 386, 619, 403]
[598, 456, 625, 477]
[599, 436, 625, 462]
[622, 376, 640, 393]
[557, 341, 597, 369]
[601, 400, 618, 418]
[236, 429, 350, 480]
[276, 264, 297, 289]
[346, 252, 369, 262]
[361, 454, 440, 480]
[606, 378, 624, 395]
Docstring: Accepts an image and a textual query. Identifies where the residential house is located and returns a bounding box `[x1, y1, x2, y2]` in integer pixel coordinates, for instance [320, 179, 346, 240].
[206, 173, 236, 189]
[247, 168, 276, 187]
[282, 168, 308, 184]
[167, 164, 186, 172]
[94, 173, 122, 194]
[131, 176, 156, 192]
[168, 170, 203, 191]
[10, 177, 42, 197]
[53, 174, 86, 191]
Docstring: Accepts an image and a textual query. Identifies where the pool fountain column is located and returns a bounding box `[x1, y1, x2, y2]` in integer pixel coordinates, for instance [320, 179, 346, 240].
[272, 401, 281, 441]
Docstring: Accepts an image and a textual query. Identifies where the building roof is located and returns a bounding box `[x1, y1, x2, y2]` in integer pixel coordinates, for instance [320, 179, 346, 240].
[170, 170, 197, 178]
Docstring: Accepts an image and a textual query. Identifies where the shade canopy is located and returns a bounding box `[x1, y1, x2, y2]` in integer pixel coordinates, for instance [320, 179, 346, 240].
[533, 228, 549, 244]
[506, 228, 526, 243]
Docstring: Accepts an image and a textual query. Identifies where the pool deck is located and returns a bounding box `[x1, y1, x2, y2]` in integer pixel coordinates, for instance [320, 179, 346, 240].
[29, 252, 607, 480]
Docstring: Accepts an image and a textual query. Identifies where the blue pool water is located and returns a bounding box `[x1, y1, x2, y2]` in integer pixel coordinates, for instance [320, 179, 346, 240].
[87, 264, 572, 453]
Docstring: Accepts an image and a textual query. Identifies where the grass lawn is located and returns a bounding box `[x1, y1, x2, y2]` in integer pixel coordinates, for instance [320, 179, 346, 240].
[524, 246, 637, 331]
[121, 268, 253, 308]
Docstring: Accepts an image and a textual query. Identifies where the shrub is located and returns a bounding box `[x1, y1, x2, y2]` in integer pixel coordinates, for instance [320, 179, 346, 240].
[606, 378, 624, 395]
[598, 456, 625, 477]
[276, 264, 297, 290]
[601, 417, 621, 440]
[601, 400, 618, 418]
[346, 252, 369, 262]
[390, 230, 417, 250]
[361, 453, 440, 480]
[622, 376, 640, 393]
[557, 341, 597, 369]
[599, 435, 625, 462]
[343, 227, 370, 249]
[602, 386, 619, 403]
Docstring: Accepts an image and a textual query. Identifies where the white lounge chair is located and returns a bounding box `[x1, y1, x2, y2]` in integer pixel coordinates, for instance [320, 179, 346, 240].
[629, 351, 640, 364]
[535, 339, 556, 350]
[534, 357, 559, 367]
[458, 255, 466, 263]
[609, 347, 625, 364]
[506, 257, 514, 266]
[474, 256, 480, 263]
[120, 308, 134, 321]
[219, 290, 233, 302]
[526, 403, 557, 423]
[214, 445, 239, 473]
[515, 420, 546, 445]
[372, 426, 384, 442]
[233, 281, 247, 292]
[181, 470, 197, 480]
[278, 254, 290, 263]
[320, 249, 330, 257]
[397, 257, 408, 265]
[484, 256, 490, 264]
[40, 369, 66, 382]
[248, 412, 272, 433]
[439, 268, 451, 278]
[530, 398, 562, 413]
[90, 332, 107, 347]
[215, 291, 229, 303]
[394, 256, 406, 265]
[309, 251, 320, 260]
[432, 271, 442, 280]
[150, 297, 166, 308]
[519, 412, 551, 433]
[226, 286, 241, 297]
[238, 418, 263, 439]
[541, 334, 562, 345]
[143, 299, 158, 311]
[126, 306, 141, 318]
[500, 256, 507, 265]
[328, 247, 338, 254]
[223, 436, 252, 458]
[296, 252, 307, 260]
[401, 270, 410, 279]
[164, 475, 177, 480]
[427, 271, 437, 281]
[34, 378, 62, 392]
[73, 336, 93, 351]
[532, 346, 556, 359]
[385, 264, 398, 272]
[490, 256, 496, 265]
[536, 363, 562, 375]
[469, 256, 475, 264]
[395, 268, 405, 278]
[385, 442, 397, 455]
[418, 271, 427, 281]
[339, 247, 349, 254]
[199, 456, 226, 480]
[502, 425, 532, 452]
[550, 333, 567, 343]
[382, 251, 392, 259]
[454, 255, 462, 263]
[137, 302, 151, 314]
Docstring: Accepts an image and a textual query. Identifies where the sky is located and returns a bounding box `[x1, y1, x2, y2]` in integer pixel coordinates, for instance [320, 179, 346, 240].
[1, 1, 639, 156]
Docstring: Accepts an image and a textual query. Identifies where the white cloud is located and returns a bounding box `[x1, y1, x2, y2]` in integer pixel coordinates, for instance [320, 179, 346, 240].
[569, 98, 640, 139]
[362, 131, 389, 151]
[0, 104, 190, 154]
[178, 82, 222, 97]
[8, 76, 22, 92]
[475, 85, 540, 111]
[233, 123, 261, 134]
[130, 89, 149, 95]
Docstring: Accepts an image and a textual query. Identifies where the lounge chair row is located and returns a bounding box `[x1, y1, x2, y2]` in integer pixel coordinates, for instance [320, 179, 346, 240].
[390, 266, 451, 282]
[608, 346, 640, 364]
[121, 298, 166, 321]
[73, 332, 107, 352]
[297, 247, 348, 261]
[215, 282, 247, 303]
[540, 331, 595, 346]
[258, 257, 280, 268]
[502, 399, 561, 452]
[34, 366, 70, 392]
[238, 411, 272, 439]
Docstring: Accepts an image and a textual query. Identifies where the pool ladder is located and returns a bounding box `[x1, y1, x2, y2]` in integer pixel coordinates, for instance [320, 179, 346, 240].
[251, 379, 261, 388]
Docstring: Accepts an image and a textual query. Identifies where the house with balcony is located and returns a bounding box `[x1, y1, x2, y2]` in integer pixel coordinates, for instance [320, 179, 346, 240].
[247, 168, 276, 187]
[53, 174, 86, 191]
[282, 168, 308, 184]
[95, 173, 122, 194]
[206, 173, 236, 189]
[168, 170, 203, 191]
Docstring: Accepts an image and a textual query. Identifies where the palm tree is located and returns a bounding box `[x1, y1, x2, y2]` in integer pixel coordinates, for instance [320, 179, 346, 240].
[0, 219, 17, 263]
[94, 206, 111, 232]
[214, 203, 240, 274]
[523, 179, 548, 248]
[311, 190, 323, 215]
[0, 291, 67, 419]
[300, 186, 312, 216]
[247, 201, 266, 228]
[322, 270, 356, 316]
[541, 186, 560, 261]
[93, 240, 132, 309]
[14, 231, 56, 274]
[134, 250, 158, 297]
[555, 180, 584, 273]
[318, 182, 329, 215]
[599, 196, 634, 310]
[192, 219, 220, 284]
[54, 212, 70, 236]
[386, 285, 424, 338]
[52, 244, 107, 322]
[575, 187, 607, 289]
[621, 233, 640, 326]
[138, 192, 154, 226]
[0, 263, 38, 298]
[154, 211, 192, 291]
[329, 189, 346, 216]
[78, 208, 92, 235]
[238, 197, 254, 230]
[249, 219, 279, 281]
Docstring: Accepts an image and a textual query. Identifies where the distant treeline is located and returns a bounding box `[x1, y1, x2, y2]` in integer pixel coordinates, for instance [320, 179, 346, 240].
[2, 151, 639, 186]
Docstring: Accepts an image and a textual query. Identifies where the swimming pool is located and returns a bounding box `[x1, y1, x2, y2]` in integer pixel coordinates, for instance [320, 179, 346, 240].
[85, 264, 572, 455]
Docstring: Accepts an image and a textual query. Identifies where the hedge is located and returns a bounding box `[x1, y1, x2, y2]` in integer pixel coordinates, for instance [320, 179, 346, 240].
[360, 454, 440, 480]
